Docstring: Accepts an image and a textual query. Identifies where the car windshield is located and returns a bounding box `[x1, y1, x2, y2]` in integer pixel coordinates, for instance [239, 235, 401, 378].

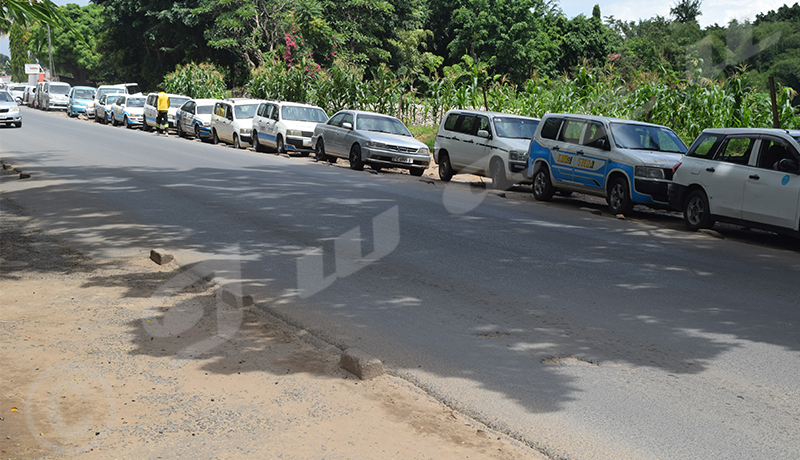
[355, 114, 412, 136]
[50, 84, 70, 95]
[197, 104, 213, 115]
[494, 117, 539, 139]
[234, 104, 258, 119]
[74, 89, 95, 99]
[170, 97, 190, 108]
[609, 123, 687, 153]
[282, 106, 327, 122]
[0, 92, 13, 102]
[127, 97, 145, 107]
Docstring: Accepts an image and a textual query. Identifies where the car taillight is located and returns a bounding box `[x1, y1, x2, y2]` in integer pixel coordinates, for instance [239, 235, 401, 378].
[672, 161, 682, 175]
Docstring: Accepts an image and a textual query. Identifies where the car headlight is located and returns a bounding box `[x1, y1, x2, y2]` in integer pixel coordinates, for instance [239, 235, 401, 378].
[366, 141, 388, 149]
[635, 166, 666, 179]
[239, 128, 251, 135]
[8, 107, 20, 114]
[418, 147, 430, 156]
[286, 129, 302, 137]
[509, 150, 528, 161]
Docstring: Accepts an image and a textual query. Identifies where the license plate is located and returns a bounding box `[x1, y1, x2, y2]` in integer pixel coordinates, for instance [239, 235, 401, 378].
[394, 157, 413, 164]
[303, 139, 311, 147]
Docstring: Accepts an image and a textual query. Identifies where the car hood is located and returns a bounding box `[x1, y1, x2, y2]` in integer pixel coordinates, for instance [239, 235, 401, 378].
[285, 120, 322, 132]
[494, 137, 532, 151]
[124, 107, 144, 115]
[0, 101, 19, 109]
[359, 131, 426, 149]
[617, 148, 683, 167]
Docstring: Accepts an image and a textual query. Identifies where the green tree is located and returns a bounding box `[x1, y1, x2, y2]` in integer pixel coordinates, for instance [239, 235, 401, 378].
[670, 0, 702, 24]
[8, 20, 29, 82]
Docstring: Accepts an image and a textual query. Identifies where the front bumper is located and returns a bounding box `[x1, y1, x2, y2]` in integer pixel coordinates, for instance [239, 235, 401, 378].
[363, 146, 431, 169]
[633, 178, 671, 204]
[0, 111, 21, 123]
[667, 183, 687, 211]
[285, 135, 315, 153]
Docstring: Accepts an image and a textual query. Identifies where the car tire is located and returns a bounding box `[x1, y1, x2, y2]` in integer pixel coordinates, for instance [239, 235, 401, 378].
[143, 118, 151, 132]
[124, 116, 131, 129]
[490, 158, 512, 190]
[438, 153, 454, 181]
[253, 131, 265, 152]
[349, 144, 364, 170]
[607, 176, 634, 215]
[683, 189, 715, 231]
[410, 167, 425, 177]
[194, 124, 202, 140]
[315, 139, 327, 162]
[233, 133, 241, 149]
[532, 165, 555, 201]
[176, 121, 184, 137]
[14, 122, 21, 128]
[111, 115, 118, 126]
[276, 134, 285, 154]
[212, 129, 219, 145]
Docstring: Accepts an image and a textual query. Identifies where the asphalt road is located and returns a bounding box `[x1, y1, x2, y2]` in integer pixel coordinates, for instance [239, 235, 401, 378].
[3, 108, 800, 460]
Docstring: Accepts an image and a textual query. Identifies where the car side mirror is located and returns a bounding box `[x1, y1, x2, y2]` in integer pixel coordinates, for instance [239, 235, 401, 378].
[477, 129, 490, 139]
[342, 122, 353, 130]
[779, 158, 799, 173]
[596, 139, 610, 151]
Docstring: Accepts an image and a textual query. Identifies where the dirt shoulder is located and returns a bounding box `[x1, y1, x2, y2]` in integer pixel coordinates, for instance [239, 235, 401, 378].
[0, 194, 546, 459]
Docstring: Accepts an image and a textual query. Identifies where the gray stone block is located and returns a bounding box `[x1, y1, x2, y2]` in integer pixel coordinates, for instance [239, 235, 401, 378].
[150, 249, 174, 265]
[340, 348, 384, 380]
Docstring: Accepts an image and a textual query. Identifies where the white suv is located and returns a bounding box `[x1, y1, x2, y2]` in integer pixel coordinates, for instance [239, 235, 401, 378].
[434, 109, 540, 189]
[251, 100, 328, 155]
[210, 98, 262, 148]
[669, 128, 800, 235]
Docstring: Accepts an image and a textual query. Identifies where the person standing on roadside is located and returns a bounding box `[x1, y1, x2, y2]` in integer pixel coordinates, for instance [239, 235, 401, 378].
[157, 90, 170, 135]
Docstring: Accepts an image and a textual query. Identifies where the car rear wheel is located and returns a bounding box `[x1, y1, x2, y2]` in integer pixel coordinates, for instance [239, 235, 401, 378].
[124, 116, 131, 129]
[607, 176, 633, 215]
[438, 153, 454, 181]
[349, 144, 364, 170]
[490, 158, 512, 190]
[532, 165, 555, 201]
[176, 121, 184, 137]
[253, 131, 265, 152]
[194, 124, 202, 140]
[315, 139, 327, 162]
[683, 189, 715, 231]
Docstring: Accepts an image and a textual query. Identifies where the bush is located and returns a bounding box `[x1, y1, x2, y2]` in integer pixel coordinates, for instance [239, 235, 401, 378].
[163, 62, 227, 99]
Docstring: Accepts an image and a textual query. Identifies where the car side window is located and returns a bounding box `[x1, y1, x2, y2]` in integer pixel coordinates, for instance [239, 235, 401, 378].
[540, 117, 563, 140]
[444, 113, 459, 131]
[558, 120, 585, 144]
[328, 113, 345, 127]
[454, 115, 476, 135]
[687, 133, 724, 158]
[342, 113, 354, 127]
[582, 122, 607, 148]
[714, 137, 754, 165]
[226, 106, 234, 121]
[757, 138, 796, 170]
[476, 116, 491, 136]
[271, 105, 279, 121]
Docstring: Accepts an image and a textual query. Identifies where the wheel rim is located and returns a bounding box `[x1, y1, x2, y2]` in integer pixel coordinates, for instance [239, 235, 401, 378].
[534, 171, 546, 196]
[609, 183, 624, 209]
[315, 143, 324, 160]
[277, 135, 283, 153]
[687, 197, 704, 226]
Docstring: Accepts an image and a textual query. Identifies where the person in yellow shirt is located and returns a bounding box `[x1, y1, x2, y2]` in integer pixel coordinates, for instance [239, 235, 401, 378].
[157, 90, 170, 135]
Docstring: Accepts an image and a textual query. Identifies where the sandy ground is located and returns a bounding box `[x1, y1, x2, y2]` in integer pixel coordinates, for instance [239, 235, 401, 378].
[0, 182, 548, 459]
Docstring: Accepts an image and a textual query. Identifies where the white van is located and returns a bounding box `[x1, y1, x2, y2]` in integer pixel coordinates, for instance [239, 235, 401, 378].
[527, 113, 688, 214]
[41, 82, 71, 111]
[433, 109, 540, 190]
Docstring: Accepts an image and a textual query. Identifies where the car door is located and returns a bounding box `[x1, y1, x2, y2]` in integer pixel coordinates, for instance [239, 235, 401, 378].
[548, 118, 587, 184]
[466, 115, 493, 175]
[446, 114, 476, 171]
[218, 104, 234, 143]
[264, 103, 279, 147]
[571, 121, 610, 191]
[699, 135, 756, 219]
[741, 136, 800, 229]
[330, 112, 354, 157]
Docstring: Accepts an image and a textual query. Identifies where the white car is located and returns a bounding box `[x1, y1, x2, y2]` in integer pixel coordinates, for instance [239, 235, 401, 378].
[210, 98, 262, 148]
[0, 90, 22, 127]
[527, 113, 687, 214]
[251, 100, 328, 155]
[7, 83, 27, 104]
[434, 109, 540, 189]
[110, 94, 145, 128]
[312, 110, 431, 176]
[91, 85, 126, 119]
[142, 92, 190, 132]
[94, 93, 124, 124]
[174, 98, 220, 140]
[669, 128, 800, 235]
[42, 82, 71, 111]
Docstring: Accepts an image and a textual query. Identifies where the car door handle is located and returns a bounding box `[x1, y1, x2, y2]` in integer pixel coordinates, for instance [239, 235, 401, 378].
[705, 167, 715, 172]
[749, 174, 760, 180]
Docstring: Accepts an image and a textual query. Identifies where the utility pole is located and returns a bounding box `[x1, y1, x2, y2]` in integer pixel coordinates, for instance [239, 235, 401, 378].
[47, 24, 55, 81]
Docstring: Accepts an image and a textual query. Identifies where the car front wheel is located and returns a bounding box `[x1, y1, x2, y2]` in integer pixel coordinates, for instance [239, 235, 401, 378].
[233, 133, 241, 149]
[683, 189, 714, 231]
[532, 165, 555, 201]
[253, 131, 265, 152]
[490, 158, 512, 190]
[211, 129, 219, 144]
[315, 139, 327, 162]
[607, 176, 633, 215]
[349, 144, 364, 170]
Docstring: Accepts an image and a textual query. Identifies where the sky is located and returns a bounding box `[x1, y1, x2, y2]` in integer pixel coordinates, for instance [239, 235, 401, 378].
[2, 0, 797, 75]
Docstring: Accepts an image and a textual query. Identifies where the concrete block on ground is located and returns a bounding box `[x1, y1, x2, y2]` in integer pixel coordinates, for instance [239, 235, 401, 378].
[340, 348, 384, 380]
[221, 289, 254, 307]
[150, 249, 174, 265]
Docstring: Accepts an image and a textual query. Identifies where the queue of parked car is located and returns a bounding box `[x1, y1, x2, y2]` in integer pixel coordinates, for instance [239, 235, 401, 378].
[6, 79, 800, 238]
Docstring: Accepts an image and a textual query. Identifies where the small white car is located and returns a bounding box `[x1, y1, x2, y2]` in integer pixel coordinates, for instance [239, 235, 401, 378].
[434, 109, 540, 189]
[110, 94, 145, 128]
[251, 100, 328, 155]
[0, 90, 22, 127]
[142, 92, 190, 132]
[94, 93, 124, 124]
[175, 98, 220, 140]
[210, 98, 262, 148]
[312, 110, 431, 176]
[669, 128, 800, 235]
[527, 113, 687, 214]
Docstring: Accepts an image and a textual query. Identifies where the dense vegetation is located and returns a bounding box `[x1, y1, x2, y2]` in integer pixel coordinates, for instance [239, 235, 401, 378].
[4, 0, 800, 140]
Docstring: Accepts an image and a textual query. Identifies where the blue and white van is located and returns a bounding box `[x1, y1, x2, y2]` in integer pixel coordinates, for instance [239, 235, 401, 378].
[526, 114, 688, 214]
